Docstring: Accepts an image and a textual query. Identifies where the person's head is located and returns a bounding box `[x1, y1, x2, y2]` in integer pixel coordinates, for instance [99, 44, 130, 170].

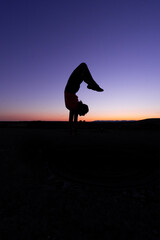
[77, 101, 89, 116]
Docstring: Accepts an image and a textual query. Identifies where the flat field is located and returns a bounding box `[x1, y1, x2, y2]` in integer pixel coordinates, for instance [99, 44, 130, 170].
[0, 120, 160, 239]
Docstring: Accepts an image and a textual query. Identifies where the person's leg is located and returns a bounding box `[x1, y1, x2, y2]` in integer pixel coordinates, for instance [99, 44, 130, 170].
[78, 63, 94, 83]
[65, 63, 103, 93]
[65, 64, 85, 93]
[77, 63, 104, 92]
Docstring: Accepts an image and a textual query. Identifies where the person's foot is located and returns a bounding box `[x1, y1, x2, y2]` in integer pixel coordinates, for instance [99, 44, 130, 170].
[87, 84, 104, 92]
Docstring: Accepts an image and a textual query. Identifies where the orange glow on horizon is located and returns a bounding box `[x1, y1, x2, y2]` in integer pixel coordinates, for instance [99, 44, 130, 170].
[0, 113, 67, 122]
[1, 111, 159, 122]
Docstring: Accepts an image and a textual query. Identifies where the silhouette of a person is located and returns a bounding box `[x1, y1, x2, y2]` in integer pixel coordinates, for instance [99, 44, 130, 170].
[64, 63, 104, 121]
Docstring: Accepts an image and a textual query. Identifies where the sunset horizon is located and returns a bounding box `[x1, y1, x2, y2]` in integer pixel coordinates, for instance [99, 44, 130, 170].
[0, 112, 159, 122]
[1, 0, 160, 122]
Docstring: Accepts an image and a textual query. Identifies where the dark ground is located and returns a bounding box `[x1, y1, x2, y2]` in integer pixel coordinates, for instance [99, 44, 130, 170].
[0, 120, 160, 240]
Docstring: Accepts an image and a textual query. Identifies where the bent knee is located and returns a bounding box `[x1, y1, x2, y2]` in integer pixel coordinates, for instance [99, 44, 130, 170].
[79, 62, 87, 68]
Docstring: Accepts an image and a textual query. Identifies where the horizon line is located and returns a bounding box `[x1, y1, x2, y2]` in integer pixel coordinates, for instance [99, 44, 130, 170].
[0, 118, 160, 123]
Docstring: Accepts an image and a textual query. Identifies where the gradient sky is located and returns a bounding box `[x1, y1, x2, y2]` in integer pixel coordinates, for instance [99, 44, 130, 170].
[1, 0, 160, 121]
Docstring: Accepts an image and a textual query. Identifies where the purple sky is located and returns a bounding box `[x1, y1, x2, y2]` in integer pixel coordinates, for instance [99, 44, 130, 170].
[1, 0, 160, 121]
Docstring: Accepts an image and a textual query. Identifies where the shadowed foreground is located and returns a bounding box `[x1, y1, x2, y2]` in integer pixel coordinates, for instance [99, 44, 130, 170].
[0, 121, 160, 239]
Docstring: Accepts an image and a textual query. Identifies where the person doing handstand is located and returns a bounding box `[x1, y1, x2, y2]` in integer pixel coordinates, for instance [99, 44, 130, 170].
[64, 63, 104, 123]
